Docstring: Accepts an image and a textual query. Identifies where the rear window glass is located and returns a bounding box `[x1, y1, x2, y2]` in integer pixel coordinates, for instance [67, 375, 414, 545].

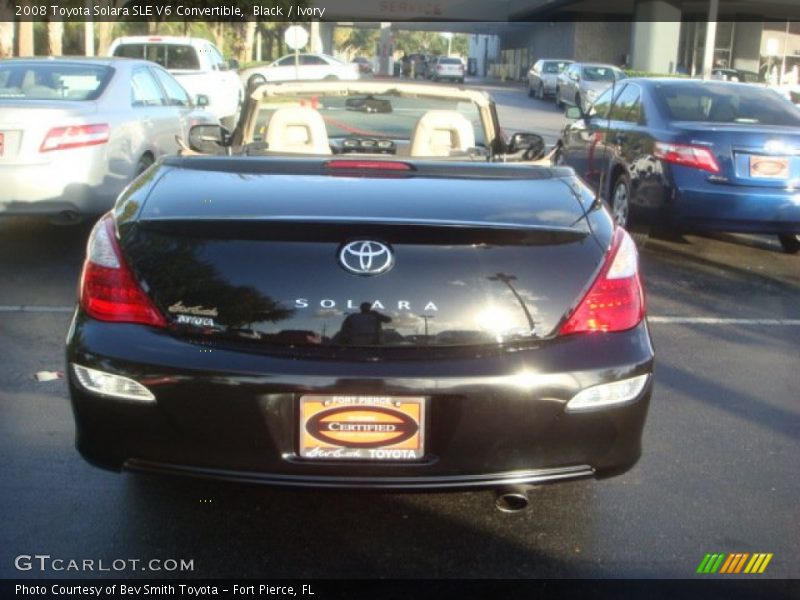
[0, 63, 113, 100]
[113, 43, 200, 70]
[543, 61, 569, 74]
[654, 82, 800, 126]
[582, 66, 619, 81]
[439, 58, 462, 65]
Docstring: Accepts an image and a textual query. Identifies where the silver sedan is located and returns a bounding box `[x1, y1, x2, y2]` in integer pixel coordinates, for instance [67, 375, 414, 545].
[0, 57, 216, 221]
[556, 62, 626, 112]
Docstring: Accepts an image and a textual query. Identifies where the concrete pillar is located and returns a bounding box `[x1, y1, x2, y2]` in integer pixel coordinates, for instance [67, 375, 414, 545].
[732, 20, 763, 73]
[702, 0, 719, 78]
[310, 22, 322, 54]
[630, 0, 682, 73]
[378, 22, 393, 77]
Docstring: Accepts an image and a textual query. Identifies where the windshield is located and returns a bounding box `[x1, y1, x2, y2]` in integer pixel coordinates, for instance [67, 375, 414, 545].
[582, 66, 619, 82]
[0, 63, 113, 101]
[654, 82, 800, 126]
[250, 92, 486, 148]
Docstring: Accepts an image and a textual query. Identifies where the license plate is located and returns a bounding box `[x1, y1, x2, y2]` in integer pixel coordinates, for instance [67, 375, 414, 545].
[750, 155, 789, 179]
[299, 395, 426, 461]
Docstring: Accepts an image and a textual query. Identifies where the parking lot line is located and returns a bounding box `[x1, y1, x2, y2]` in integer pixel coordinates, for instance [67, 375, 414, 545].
[1, 306, 800, 326]
[648, 317, 800, 326]
[0, 305, 74, 313]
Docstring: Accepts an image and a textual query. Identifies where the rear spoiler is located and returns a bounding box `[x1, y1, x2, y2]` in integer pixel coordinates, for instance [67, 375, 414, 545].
[160, 156, 573, 181]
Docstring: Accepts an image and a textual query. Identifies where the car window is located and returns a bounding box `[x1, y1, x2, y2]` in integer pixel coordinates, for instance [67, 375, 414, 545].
[113, 44, 144, 59]
[207, 44, 225, 68]
[0, 63, 113, 101]
[151, 67, 191, 106]
[164, 45, 200, 70]
[588, 86, 619, 119]
[439, 58, 462, 65]
[609, 83, 644, 123]
[276, 56, 297, 67]
[131, 68, 165, 107]
[582, 66, 618, 82]
[654, 82, 800, 126]
[300, 55, 328, 66]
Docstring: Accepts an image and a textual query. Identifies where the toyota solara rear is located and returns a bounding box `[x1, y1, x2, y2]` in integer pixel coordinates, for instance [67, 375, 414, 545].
[66, 157, 654, 495]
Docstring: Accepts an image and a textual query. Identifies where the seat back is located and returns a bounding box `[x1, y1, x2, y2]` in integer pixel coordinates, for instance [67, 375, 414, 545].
[265, 106, 331, 155]
[410, 110, 476, 157]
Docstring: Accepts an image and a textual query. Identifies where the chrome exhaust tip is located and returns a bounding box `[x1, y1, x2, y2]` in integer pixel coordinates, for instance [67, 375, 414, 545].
[494, 486, 531, 513]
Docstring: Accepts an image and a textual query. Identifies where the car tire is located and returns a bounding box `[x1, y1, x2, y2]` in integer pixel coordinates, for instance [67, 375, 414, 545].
[324, 75, 339, 81]
[135, 154, 154, 177]
[555, 88, 563, 108]
[528, 83, 534, 97]
[552, 146, 567, 167]
[247, 75, 266, 90]
[575, 93, 583, 112]
[611, 173, 650, 247]
[778, 234, 800, 254]
[458, 78, 465, 84]
[537, 82, 545, 99]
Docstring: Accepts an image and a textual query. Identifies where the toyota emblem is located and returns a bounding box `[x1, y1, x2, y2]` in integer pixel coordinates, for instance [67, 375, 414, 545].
[338, 241, 394, 276]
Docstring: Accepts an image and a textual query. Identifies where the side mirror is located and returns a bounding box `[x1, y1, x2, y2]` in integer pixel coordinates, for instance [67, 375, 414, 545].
[228, 58, 240, 70]
[565, 106, 583, 120]
[188, 124, 231, 154]
[508, 132, 545, 158]
[195, 94, 210, 108]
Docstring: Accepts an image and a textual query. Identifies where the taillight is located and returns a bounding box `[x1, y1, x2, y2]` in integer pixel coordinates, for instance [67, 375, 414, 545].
[325, 160, 412, 171]
[79, 214, 166, 328]
[558, 228, 645, 335]
[40, 124, 110, 152]
[654, 141, 720, 173]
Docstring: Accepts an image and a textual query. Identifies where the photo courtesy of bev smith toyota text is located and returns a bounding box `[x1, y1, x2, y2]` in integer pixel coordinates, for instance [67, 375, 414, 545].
[0, 0, 798, 596]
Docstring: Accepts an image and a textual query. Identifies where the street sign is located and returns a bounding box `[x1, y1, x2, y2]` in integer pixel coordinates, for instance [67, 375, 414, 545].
[284, 26, 309, 50]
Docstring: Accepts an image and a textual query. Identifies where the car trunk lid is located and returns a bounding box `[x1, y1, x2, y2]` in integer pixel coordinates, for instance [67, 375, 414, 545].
[119, 162, 607, 352]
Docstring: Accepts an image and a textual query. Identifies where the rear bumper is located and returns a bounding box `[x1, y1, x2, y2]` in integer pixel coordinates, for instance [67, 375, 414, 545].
[666, 183, 800, 234]
[66, 313, 655, 490]
[0, 147, 122, 216]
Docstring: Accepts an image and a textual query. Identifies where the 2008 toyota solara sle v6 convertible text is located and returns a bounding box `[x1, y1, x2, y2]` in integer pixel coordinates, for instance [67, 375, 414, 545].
[66, 82, 654, 511]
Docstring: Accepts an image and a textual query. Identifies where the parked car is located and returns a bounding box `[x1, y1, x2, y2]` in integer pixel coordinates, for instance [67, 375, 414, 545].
[556, 62, 626, 112]
[527, 59, 573, 99]
[239, 54, 360, 90]
[429, 56, 465, 84]
[0, 57, 215, 221]
[555, 78, 800, 252]
[352, 57, 373, 76]
[66, 79, 653, 511]
[108, 36, 243, 128]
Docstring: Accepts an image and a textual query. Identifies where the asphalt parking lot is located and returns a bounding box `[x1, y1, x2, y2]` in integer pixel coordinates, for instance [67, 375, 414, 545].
[0, 81, 798, 580]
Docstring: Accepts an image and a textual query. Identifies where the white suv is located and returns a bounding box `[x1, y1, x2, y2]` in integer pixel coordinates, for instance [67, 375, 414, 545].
[108, 36, 244, 127]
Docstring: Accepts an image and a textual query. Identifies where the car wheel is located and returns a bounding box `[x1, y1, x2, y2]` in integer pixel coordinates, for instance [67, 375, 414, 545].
[555, 88, 563, 108]
[247, 75, 266, 90]
[611, 174, 650, 247]
[575, 93, 583, 111]
[537, 82, 545, 99]
[528, 83, 534, 97]
[458, 78, 465, 84]
[135, 154, 154, 177]
[324, 75, 339, 81]
[778, 234, 800, 254]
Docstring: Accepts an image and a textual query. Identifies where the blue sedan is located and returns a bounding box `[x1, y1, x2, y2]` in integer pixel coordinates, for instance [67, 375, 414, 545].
[556, 78, 800, 253]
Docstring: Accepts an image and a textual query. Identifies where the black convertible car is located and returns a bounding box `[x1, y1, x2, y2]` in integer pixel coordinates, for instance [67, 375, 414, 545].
[66, 82, 654, 511]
